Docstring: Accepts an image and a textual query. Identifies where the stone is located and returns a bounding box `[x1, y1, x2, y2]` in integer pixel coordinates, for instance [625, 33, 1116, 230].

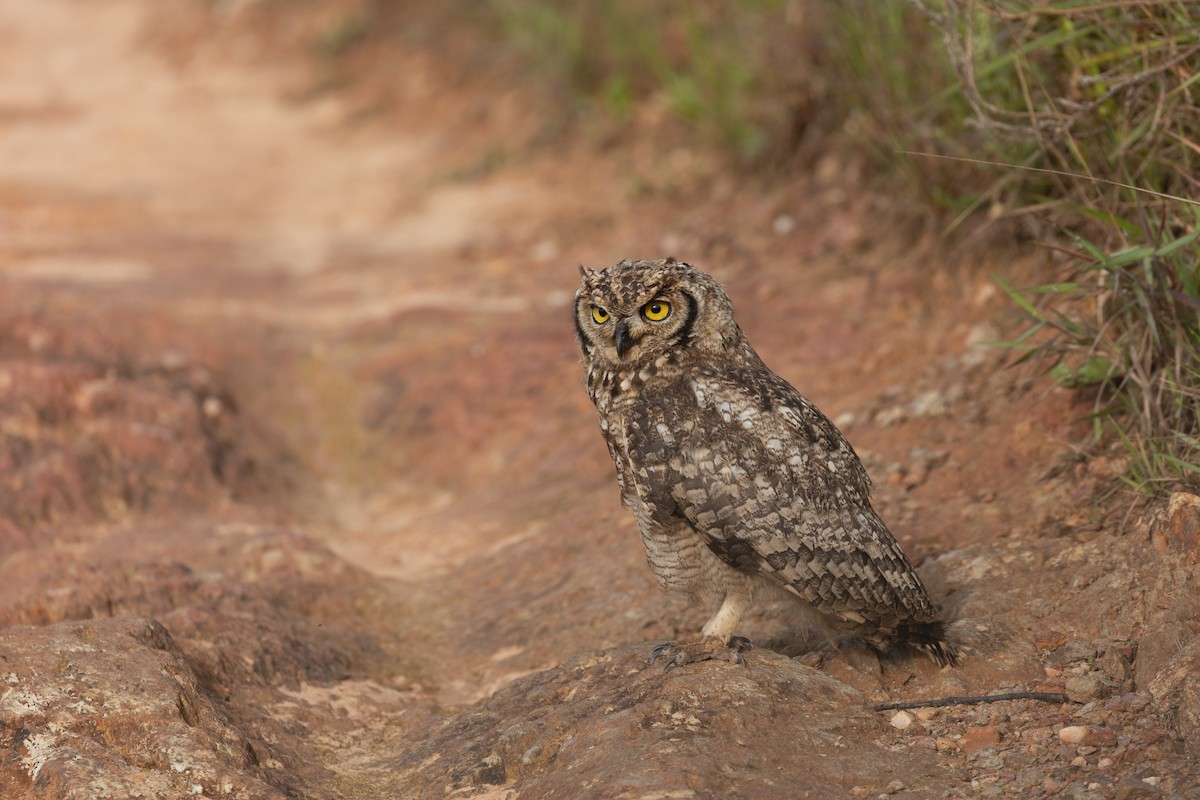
[1084, 729, 1119, 748]
[1148, 636, 1200, 756]
[1115, 774, 1163, 798]
[388, 649, 942, 799]
[1059, 726, 1090, 744]
[1098, 648, 1132, 683]
[0, 616, 283, 799]
[1149, 493, 1200, 562]
[959, 727, 1002, 755]
[1066, 675, 1102, 703]
[1136, 621, 1200, 690]
[0, 328, 262, 537]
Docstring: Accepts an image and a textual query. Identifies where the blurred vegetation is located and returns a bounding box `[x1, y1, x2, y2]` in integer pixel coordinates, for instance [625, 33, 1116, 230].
[488, 0, 793, 159]
[998, 217, 1200, 494]
[325, 0, 1199, 493]
[489, 0, 969, 174]
[952, 1, 1200, 495]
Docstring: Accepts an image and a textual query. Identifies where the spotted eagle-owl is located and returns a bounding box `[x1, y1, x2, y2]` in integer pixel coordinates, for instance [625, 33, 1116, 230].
[574, 257, 957, 666]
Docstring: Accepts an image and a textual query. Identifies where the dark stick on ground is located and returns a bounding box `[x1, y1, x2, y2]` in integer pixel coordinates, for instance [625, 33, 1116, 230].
[873, 691, 1071, 712]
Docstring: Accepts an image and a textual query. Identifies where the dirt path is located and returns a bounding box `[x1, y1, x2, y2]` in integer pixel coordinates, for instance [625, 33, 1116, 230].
[3, 1, 1200, 798]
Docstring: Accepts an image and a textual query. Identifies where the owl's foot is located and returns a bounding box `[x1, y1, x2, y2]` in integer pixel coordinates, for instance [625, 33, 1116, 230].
[652, 635, 753, 668]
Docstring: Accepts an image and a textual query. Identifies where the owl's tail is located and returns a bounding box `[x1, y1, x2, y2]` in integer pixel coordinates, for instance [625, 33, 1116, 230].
[832, 609, 960, 667]
[895, 619, 959, 667]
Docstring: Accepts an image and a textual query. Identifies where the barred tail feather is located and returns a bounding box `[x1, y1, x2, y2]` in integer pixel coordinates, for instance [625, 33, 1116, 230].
[897, 619, 959, 667]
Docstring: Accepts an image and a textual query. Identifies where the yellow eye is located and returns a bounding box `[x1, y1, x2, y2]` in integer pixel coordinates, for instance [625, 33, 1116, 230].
[642, 300, 671, 322]
[591, 306, 610, 324]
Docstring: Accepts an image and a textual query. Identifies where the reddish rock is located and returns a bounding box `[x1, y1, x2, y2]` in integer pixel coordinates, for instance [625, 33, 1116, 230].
[1149, 636, 1200, 757]
[1148, 492, 1200, 562]
[0, 351, 223, 533]
[1059, 726, 1089, 744]
[0, 615, 285, 799]
[1085, 729, 1120, 747]
[391, 648, 943, 799]
[960, 726, 1002, 754]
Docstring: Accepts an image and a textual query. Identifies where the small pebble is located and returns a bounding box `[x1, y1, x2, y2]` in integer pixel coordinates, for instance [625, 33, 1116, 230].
[1097, 649, 1130, 681]
[959, 726, 1001, 755]
[915, 707, 939, 721]
[885, 780, 906, 794]
[935, 737, 958, 752]
[1059, 725, 1089, 744]
[1084, 729, 1118, 747]
[890, 710, 915, 730]
[1065, 675, 1101, 702]
[974, 752, 1004, 770]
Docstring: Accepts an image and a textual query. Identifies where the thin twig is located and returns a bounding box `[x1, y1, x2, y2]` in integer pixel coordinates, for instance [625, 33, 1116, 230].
[873, 691, 1070, 712]
[900, 151, 1200, 207]
[992, 0, 1183, 21]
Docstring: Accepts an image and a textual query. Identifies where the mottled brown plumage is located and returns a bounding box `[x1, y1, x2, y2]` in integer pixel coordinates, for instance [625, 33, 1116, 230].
[574, 257, 957, 666]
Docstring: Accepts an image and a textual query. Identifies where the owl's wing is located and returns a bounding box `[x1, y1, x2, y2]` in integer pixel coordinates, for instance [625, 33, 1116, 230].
[665, 369, 938, 624]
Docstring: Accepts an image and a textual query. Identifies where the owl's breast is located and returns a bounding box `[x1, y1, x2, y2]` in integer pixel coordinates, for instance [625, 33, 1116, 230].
[617, 390, 704, 510]
[587, 356, 702, 520]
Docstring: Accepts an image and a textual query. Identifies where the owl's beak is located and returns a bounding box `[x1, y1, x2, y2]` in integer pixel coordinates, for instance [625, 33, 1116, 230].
[614, 319, 633, 358]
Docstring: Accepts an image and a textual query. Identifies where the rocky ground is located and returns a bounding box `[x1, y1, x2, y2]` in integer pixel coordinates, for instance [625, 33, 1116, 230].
[1, 1, 1199, 798]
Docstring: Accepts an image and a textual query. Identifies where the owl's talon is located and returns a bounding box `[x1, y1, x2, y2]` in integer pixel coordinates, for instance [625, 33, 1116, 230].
[650, 636, 750, 669]
[729, 636, 753, 665]
[651, 641, 676, 661]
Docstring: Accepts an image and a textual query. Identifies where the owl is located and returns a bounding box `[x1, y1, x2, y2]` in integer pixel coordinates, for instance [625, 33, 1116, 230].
[574, 257, 957, 667]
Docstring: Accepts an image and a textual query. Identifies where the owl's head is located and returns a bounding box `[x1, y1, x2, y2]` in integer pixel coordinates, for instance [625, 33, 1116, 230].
[574, 257, 741, 368]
